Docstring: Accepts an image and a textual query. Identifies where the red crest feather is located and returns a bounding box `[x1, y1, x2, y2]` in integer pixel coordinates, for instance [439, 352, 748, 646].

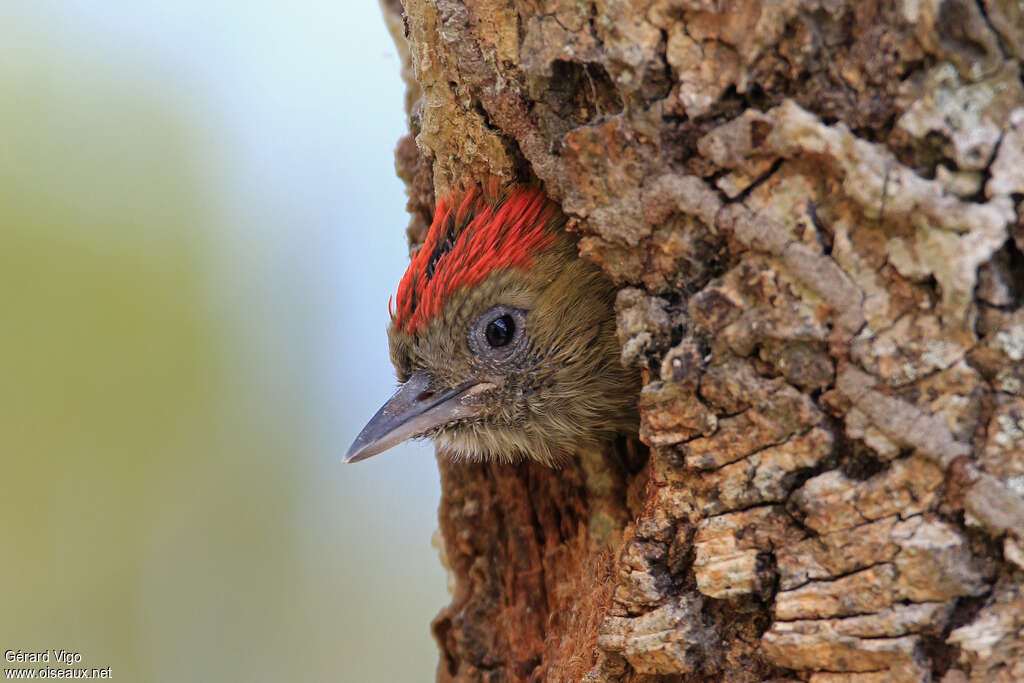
[392, 185, 559, 334]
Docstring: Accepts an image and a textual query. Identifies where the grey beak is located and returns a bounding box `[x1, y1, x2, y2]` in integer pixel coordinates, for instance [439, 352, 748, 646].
[344, 372, 482, 463]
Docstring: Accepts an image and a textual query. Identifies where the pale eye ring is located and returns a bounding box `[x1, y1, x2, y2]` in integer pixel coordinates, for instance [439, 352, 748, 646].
[468, 305, 527, 361]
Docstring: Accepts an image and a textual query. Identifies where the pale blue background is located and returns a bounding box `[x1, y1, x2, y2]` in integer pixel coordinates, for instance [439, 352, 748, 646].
[0, 1, 446, 680]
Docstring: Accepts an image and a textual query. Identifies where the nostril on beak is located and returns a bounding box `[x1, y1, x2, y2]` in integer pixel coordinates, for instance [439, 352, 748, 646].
[415, 390, 435, 402]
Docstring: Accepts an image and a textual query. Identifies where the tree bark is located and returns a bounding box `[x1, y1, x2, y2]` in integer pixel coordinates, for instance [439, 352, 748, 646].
[379, 0, 1024, 680]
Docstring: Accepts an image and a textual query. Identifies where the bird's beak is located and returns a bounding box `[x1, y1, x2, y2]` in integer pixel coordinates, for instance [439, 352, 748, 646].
[344, 371, 485, 463]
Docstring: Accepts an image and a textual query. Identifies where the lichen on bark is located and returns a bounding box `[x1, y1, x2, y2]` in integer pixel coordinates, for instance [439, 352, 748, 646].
[378, 0, 1024, 680]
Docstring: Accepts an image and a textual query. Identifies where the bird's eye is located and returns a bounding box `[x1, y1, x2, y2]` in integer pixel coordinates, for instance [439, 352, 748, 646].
[485, 315, 515, 347]
[468, 305, 526, 361]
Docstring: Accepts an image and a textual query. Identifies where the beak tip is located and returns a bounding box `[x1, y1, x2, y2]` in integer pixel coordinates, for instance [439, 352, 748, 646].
[344, 432, 387, 463]
[342, 442, 367, 464]
[342, 372, 480, 467]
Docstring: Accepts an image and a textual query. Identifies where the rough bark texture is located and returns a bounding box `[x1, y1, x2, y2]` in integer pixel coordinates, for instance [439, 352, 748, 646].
[379, 0, 1024, 680]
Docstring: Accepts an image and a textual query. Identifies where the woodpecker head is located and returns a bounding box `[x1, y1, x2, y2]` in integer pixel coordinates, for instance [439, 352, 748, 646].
[345, 184, 638, 466]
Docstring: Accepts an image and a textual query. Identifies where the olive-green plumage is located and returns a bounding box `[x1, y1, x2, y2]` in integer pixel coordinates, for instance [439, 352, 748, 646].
[391, 237, 637, 463]
[346, 185, 638, 466]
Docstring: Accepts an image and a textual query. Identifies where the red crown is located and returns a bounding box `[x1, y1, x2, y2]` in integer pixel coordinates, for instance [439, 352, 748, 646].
[391, 185, 558, 334]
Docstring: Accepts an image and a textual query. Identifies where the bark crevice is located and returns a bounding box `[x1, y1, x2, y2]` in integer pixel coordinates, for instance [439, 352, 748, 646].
[379, 0, 1024, 679]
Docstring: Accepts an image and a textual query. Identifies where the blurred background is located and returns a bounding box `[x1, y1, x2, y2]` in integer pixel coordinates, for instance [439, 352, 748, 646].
[0, 1, 448, 680]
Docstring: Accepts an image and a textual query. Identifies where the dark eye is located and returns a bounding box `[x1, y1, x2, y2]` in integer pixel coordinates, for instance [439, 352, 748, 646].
[485, 314, 515, 347]
[468, 305, 527, 360]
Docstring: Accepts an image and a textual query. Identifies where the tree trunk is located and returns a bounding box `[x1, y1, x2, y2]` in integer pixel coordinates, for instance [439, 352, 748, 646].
[379, 0, 1024, 680]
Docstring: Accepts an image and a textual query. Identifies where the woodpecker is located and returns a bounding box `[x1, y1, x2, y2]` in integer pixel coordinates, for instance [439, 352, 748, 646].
[345, 184, 638, 466]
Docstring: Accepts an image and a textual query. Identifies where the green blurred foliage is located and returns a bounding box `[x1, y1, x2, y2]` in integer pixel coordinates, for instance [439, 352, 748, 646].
[0, 9, 444, 681]
[0, 34, 296, 680]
